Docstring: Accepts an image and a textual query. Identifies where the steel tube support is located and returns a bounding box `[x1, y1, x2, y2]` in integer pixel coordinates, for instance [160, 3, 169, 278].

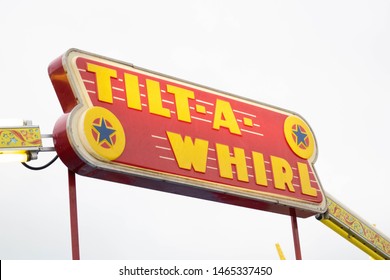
[290, 209, 302, 260]
[68, 169, 80, 260]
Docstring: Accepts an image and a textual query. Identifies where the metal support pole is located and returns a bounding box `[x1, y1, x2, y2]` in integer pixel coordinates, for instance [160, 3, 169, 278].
[290, 209, 302, 260]
[68, 169, 80, 260]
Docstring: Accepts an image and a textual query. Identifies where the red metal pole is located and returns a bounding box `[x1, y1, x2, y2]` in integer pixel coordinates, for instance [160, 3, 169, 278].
[68, 169, 80, 260]
[290, 209, 302, 260]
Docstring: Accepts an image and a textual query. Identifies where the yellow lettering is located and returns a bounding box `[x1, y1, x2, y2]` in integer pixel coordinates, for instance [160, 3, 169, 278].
[213, 99, 241, 135]
[87, 63, 117, 103]
[252, 151, 268, 186]
[270, 156, 295, 192]
[297, 162, 317, 197]
[216, 143, 248, 182]
[124, 73, 142, 110]
[166, 131, 208, 173]
[167, 85, 194, 123]
[146, 79, 171, 118]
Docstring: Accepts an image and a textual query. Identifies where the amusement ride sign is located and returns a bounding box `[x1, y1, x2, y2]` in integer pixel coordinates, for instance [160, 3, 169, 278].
[49, 49, 327, 218]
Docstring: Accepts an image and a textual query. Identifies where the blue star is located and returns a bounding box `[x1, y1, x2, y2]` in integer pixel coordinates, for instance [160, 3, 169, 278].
[293, 125, 307, 146]
[93, 118, 116, 145]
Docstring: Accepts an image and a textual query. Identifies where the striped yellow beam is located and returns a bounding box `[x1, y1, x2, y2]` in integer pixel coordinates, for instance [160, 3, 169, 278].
[317, 194, 390, 260]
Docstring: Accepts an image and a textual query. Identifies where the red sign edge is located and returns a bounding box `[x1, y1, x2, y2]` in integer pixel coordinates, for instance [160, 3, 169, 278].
[49, 48, 327, 218]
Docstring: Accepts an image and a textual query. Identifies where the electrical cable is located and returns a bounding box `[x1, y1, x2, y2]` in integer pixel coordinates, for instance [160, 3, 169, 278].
[21, 155, 59, 170]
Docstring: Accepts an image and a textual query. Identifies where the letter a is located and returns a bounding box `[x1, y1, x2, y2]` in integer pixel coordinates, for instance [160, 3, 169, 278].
[212, 99, 241, 135]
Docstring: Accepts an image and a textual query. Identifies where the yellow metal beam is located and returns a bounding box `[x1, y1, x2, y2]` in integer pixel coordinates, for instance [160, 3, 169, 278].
[275, 243, 286, 260]
[317, 194, 390, 260]
[320, 219, 385, 260]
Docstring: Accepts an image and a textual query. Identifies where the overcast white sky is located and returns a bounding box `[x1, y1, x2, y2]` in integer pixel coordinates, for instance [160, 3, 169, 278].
[1, 0, 390, 260]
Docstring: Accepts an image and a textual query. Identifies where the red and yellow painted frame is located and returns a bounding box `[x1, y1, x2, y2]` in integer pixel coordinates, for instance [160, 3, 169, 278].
[0, 127, 41, 149]
[323, 195, 390, 258]
[49, 49, 327, 218]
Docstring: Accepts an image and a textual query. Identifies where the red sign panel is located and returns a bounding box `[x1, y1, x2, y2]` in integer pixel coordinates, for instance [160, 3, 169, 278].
[49, 49, 327, 217]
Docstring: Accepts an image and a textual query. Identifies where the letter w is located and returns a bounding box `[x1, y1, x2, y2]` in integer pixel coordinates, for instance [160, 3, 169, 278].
[166, 131, 208, 173]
